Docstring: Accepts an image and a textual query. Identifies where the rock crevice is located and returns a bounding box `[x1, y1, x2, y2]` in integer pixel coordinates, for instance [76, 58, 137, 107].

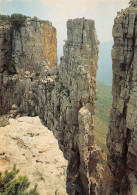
[0, 16, 99, 195]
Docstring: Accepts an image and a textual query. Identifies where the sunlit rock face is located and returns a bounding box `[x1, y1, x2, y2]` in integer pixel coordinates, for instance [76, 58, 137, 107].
[11, 18, 57, 73]
[0, 16, 57, 115]
[106, 4, 137, 194]
[0, 116, 68, 195]
[0, 17, 99, 195]
[0, 17, 57, 74]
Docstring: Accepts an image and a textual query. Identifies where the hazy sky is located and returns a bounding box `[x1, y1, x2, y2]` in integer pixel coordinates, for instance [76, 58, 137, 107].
[0, 0, 129, 56]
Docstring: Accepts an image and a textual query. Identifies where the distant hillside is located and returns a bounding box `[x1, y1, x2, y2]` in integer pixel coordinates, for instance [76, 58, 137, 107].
[97, 41, 113, 85]
[94, 81, 112, 152]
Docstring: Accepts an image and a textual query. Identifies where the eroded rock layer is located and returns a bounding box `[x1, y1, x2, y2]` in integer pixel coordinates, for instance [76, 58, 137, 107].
[106, 4, 137, 194]
[0, 17, 99, 194]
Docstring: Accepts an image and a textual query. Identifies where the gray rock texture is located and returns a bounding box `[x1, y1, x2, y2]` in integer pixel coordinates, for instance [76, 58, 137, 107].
[0, 17, 99, 194]
[106, 4, 137, 195]
[130, 0, 137, 6]
[0, 116, 68, 195]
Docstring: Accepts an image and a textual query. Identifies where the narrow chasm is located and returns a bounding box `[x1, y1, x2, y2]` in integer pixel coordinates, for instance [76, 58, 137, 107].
[1, 2, 137, 194]
[0, 16, 100, 195]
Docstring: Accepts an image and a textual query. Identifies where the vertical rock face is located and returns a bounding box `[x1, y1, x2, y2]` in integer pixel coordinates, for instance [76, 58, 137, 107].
[12, 18, 57, 73]
[0, 23, 11, 73]
[57, 19, 99, 194]
[0, 17, 99, 194]
[0, 16, 57, 114]
[0, 17, 57, 75]
[107, 4, 137, 194]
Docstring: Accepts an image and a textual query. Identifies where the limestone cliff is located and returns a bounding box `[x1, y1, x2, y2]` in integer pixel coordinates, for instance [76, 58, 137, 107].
[12, 17, 57, 73]
[0, 16, 57, 75]
[0, 16, 57, 114]
[0, 17, 99, 195]
[106, 3, 137, 194]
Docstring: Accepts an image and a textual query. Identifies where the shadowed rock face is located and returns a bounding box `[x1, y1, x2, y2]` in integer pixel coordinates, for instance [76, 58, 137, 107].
[106, 4, 137, 195]
[0, 17, 99, 194]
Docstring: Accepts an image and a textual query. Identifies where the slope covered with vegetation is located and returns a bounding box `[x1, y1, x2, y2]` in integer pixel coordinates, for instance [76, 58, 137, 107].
[94, 81, 112, 153]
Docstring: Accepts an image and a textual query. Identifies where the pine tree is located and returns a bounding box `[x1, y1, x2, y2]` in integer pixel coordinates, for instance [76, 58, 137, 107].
[0, 165, 39, 195]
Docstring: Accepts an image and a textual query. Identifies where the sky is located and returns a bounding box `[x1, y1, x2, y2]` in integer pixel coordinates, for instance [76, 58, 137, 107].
[0, 0, 129, 57]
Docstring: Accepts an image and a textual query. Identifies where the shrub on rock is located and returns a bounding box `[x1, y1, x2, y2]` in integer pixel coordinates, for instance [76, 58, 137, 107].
[10, 14, 27, 29]
[0, 164, 39, 195]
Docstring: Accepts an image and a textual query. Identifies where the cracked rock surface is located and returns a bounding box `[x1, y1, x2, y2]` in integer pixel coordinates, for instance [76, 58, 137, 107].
[0, 17, 100, 194]
[106, 4, 137, 195]
[0, 16, 57, 75]
[0, 116, 68, 195]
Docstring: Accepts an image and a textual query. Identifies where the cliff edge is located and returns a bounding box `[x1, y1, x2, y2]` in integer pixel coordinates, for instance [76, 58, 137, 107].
[106, 3, 137, 194]
[0, 16, 100, 195]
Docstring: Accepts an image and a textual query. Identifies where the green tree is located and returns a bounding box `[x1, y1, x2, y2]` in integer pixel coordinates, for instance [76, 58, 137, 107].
[0, 165, 39, 195]
[0, 15, 10, 24]
[10, 14, 27, 29]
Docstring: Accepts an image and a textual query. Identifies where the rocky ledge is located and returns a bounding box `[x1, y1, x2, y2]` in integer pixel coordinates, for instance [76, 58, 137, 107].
[0, 17, 100, 195]
[0, 116, 68, 195]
